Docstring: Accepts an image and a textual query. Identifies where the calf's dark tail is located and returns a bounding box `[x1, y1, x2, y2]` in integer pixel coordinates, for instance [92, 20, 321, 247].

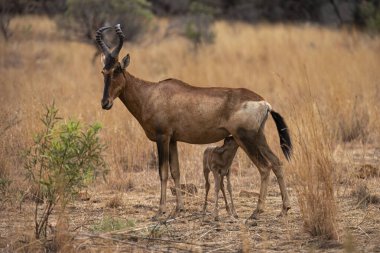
[270, 111, 292, 161]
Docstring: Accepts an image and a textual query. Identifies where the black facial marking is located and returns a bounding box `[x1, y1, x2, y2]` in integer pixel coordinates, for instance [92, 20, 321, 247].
[102, 74, 112, 103]
[104, 55, 118, 71]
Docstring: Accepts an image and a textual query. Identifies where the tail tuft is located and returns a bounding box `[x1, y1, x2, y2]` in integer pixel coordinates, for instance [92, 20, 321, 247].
[270, 111, 292, 160]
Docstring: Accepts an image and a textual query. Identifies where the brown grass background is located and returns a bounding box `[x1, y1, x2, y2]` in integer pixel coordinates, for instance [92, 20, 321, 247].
[1, 16, 380, 252]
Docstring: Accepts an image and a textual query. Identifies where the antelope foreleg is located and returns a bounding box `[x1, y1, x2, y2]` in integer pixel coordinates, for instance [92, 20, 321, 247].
[169, 140, 184, 213]
[154, 135, 170, 219]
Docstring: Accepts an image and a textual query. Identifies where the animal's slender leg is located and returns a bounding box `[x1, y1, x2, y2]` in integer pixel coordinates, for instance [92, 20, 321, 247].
[253, 164, 271, 219]
[227, 171, 238, 218]
[213, 171, 221, 221]
[220, 176, 231, 215]
[233, 129, 271, 220]
[261, 145, 291, 216]
[154, 135, 170, 219]
[169, 140, 184, 214]
[203, 168, 211, 214]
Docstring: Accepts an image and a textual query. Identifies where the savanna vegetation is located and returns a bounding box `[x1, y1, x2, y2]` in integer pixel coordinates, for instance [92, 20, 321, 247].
[0, 12, 379, 252]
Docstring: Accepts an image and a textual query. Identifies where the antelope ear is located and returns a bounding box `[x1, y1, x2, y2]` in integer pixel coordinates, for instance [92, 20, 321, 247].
[121, 54, 130, 69]
[100, 53, 106, 67]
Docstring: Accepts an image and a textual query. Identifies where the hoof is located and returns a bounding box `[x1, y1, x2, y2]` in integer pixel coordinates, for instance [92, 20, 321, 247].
[245, 219, 258, 227]
[151, 210, 166, 221]
[230, 208, 238, 219]
[277, 206, 290, 218]
[169, 208, 185, 219]
[248, 209, 263, 220]
[176, 205, 185, 213]
[228, 209, 238, 219]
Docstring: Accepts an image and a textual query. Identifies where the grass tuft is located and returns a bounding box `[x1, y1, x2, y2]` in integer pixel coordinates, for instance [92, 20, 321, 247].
[289, 100, 338, 240]
[91, 216, 135, 233]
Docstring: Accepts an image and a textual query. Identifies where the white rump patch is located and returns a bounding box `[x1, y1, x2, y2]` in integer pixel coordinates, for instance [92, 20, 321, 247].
[230, 101, 272, 130]
[241, 101, 271, 115]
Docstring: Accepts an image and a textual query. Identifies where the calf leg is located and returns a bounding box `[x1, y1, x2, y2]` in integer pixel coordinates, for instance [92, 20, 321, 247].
[227, 171, 238, 218]
[203, 168, 211, 214]
[212, 171, 221, 221]
[220, 176, 231, 215]
[169, 140, 184, 214]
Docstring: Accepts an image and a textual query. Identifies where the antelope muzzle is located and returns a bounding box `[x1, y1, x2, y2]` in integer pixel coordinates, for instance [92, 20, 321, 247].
[101, 98, 113, 110]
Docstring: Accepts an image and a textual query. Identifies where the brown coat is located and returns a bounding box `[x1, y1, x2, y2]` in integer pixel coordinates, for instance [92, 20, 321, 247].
[96, 25, 292, 220]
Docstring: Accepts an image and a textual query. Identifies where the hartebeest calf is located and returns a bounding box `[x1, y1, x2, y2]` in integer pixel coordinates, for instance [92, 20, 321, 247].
[203, 136, 239, 220]
[96, 24, 292, 220]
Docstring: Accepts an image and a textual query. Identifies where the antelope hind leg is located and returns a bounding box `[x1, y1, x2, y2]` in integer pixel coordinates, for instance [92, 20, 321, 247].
[233, 129, 270, 220]
[262, 147, 291, 217]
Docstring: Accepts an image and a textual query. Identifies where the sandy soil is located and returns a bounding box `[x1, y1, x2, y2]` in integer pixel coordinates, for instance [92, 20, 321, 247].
[1, 145, 379, 253]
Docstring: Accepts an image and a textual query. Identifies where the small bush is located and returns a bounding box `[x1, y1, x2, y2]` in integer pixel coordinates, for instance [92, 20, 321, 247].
[359, 1, 380, 34]
[167, 1, 216, 49]
[24, 103, 107, 239]
[59, 0, 153, 42]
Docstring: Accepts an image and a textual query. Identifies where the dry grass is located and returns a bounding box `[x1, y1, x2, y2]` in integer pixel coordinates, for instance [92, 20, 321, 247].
[289, 99, 338, 239]
[1, 15, 380, 252]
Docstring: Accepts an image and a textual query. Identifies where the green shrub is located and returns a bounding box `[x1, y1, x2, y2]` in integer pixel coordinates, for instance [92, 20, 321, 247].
[59, 0, 153, 42]
[359, 1, 380, 34]
[24, 103, 107, 239]
[183, 1, 216, 48]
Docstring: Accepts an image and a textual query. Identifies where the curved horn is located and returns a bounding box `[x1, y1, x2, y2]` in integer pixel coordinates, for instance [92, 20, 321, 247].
[96, 26, 112, 55]
[111, 24, 125, 58]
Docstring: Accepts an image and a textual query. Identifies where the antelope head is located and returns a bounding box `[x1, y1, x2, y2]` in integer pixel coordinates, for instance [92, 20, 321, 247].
[223, 136, 238, 149]
[96, 24, 130, 110]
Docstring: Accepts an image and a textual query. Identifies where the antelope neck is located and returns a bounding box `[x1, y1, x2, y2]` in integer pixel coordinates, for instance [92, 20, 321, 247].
[118, 71, 153, 122]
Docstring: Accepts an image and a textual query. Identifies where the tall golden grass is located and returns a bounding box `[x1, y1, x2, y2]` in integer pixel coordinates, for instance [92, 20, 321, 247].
[1, 16, 380, 240]
[289, 97, 338, 239]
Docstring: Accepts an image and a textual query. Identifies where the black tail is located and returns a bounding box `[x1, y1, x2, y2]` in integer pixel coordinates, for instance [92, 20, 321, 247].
[270, 111, 292, 161]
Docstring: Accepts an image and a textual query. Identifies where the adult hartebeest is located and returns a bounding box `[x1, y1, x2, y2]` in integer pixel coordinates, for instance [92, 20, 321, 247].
[96, 24, 292, 220]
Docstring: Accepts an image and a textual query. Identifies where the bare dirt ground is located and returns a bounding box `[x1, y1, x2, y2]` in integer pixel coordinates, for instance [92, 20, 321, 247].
[1, 145, 379, 253]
